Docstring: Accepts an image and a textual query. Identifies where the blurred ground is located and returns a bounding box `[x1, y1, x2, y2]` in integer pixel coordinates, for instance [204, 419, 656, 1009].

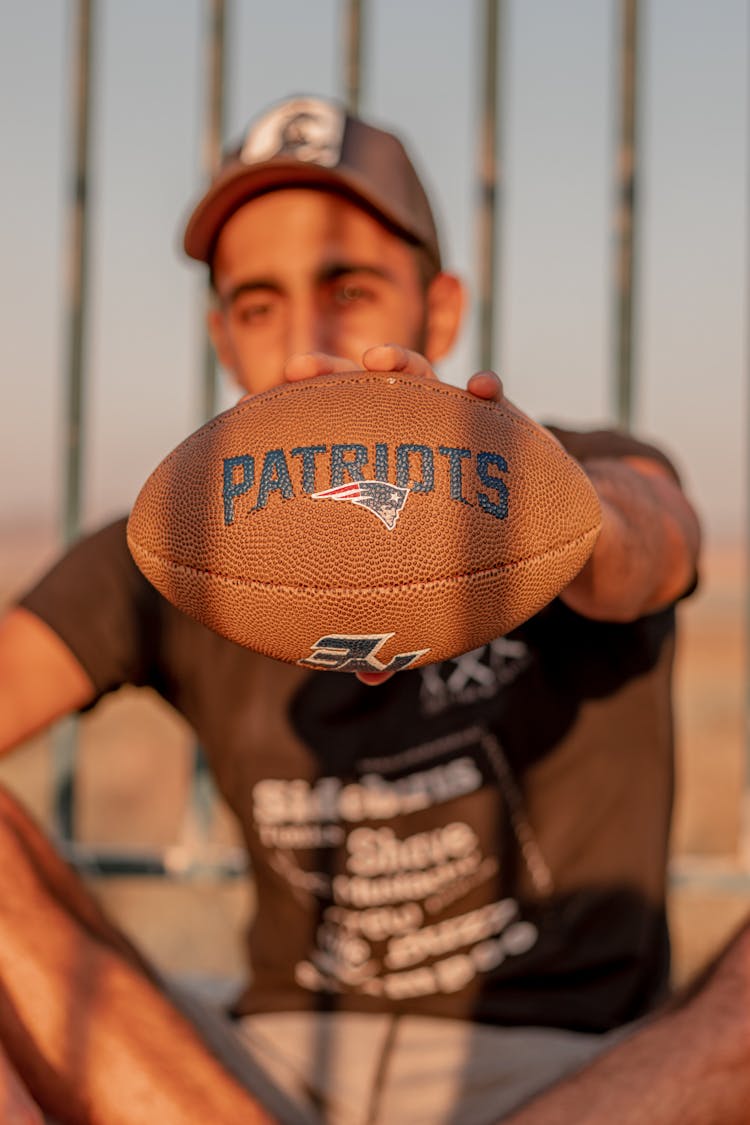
[0, 528, 746, 990]
[668, 544, 748, 983]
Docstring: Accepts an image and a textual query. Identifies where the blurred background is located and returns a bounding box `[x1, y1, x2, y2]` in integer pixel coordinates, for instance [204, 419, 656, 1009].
[0, 0, 747, 985]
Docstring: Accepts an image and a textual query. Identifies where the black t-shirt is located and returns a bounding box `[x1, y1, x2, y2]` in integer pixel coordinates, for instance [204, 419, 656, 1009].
[20, 426, 687, 1034]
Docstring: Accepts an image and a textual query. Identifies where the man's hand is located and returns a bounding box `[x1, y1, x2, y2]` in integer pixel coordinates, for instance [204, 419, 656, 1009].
[284, 344, 437, 382]
[284, 345, 504, 406]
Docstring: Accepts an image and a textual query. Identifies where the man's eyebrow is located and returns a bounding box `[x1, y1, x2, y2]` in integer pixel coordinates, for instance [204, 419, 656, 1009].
[223, 279, 281, 306]
[317, 262, 394, 284]
[222, 263, 394, 306]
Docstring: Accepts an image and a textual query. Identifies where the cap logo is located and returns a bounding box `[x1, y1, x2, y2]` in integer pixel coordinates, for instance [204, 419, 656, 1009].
[240, 97, 345, 169]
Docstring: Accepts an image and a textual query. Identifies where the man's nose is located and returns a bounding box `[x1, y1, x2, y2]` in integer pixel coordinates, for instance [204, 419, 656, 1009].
[287, 298, 329, 359]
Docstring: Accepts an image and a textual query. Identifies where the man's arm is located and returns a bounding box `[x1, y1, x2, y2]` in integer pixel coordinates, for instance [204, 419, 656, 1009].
[560, 454, 701, 622]
[0, 1039, 44, 1124]
[0, 787, 275, 1124]
[461, 369, 701, 625]
[0, 600, 279, 1121]
[460, 368, 701, 624]
[504, 920, 750, 1125]
[0, 607, 95, 754]
[282, 349, 700, 652]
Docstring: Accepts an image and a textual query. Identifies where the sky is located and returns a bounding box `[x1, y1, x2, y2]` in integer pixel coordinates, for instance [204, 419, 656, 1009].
[0, 0, 747, 554]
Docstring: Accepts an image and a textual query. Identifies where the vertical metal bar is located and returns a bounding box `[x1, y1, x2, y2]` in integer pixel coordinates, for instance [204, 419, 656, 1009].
[55, 0, 96, 841]
[744, 6, 750, 839]
[613, 0, 640, 430]
[189, 0, 230, 857]
[200, 0, 228, 422]
[343, 0, 364, 113]
[63, 0, 94, 547]
[477, 0, 503, 372]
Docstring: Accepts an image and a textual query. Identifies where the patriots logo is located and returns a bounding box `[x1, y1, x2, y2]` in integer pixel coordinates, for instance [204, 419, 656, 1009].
[312, 480, 410, 530]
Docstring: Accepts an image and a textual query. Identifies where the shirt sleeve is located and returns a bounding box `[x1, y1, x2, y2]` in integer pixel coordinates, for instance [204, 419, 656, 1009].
[545, 424, 682, 483]
[17, 517, 162, 704]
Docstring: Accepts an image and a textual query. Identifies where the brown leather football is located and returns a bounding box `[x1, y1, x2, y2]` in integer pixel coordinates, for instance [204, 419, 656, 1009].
[127, 371, 601, 673]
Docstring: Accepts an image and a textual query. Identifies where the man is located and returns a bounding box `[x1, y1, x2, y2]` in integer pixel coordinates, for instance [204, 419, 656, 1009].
[0, 95, 731, 1124]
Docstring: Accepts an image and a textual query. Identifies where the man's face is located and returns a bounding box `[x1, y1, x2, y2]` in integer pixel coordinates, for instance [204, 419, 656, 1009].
[208, 188, 434, 396]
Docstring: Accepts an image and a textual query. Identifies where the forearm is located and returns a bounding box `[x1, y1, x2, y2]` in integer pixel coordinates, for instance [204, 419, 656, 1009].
[0, 910, 274, 1125]
[560, 456, 700, 622]
[0, 1040, 44, 1123]
[504, 927, 750, 1125]
[0, 799, 274, 1125]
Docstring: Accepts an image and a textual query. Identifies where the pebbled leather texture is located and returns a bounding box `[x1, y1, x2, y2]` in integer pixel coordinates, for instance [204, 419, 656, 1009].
[127, 371, 602, 669]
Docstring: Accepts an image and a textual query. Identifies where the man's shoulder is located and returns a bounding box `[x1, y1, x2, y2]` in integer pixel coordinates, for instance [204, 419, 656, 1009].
[73, 514, 130, 554]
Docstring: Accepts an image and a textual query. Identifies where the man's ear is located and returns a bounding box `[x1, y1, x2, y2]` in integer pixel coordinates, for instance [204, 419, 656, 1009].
[207, 306, 235, 374]
[424, 272, 466, 363]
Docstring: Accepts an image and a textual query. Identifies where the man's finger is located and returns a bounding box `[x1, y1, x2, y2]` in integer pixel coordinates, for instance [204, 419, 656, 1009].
[284, 352, 354, 382]
[466, 369, 504, 403]
[355, 671, 396, 687]
[362, 345, 437, 381]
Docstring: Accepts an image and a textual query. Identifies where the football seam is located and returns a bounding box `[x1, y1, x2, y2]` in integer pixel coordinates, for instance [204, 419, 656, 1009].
[128, 522, 600, 597]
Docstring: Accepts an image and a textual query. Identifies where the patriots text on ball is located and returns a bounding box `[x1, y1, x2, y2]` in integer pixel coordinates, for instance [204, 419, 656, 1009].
[221, 441, 510, 525]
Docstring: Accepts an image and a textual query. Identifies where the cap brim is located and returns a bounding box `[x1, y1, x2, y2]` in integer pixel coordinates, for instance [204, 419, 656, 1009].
[183, 159, 435, 265]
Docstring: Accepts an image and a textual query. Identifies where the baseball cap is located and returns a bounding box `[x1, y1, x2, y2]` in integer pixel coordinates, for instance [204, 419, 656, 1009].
[183, 95, 442, 270]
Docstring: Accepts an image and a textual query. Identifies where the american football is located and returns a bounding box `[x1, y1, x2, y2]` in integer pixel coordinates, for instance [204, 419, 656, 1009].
[127, 371, 602, 672]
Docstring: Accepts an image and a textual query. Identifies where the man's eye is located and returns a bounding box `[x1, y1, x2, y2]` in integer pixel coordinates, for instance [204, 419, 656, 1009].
[235, 302, 273, 325]
[231, 294, 278, 326]
[333, 283, 373, 306]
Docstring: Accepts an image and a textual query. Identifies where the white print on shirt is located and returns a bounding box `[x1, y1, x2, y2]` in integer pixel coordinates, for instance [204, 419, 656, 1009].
[325, 902, 424, 942]
[259, 821, 345, 850]
[251, 726, 540, 1000]
[346, 822, 477, 876]
[332, 850, 483, 908]
[265, 821, 498, 911]
[384, 897, 520, 969]
[267, 848, 332, 898]
[295, 898, 539, 999]
[420, 638, 531, 716]
[253, 755, 482, 840]
[292, 829, 538, 994]
[332, 823, 488, 908]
